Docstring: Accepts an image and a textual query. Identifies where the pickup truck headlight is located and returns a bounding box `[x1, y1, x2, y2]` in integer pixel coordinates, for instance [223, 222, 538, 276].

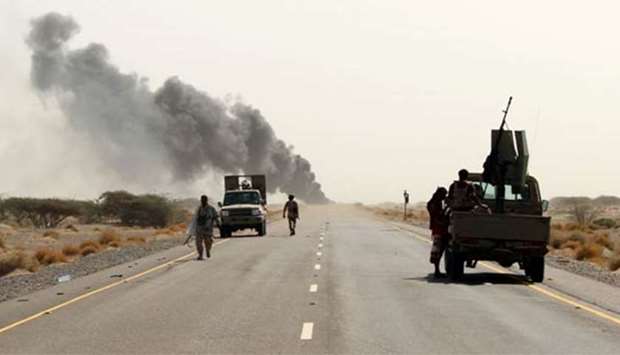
[251, 208, 261, 216]
[221, 210, 230, 217]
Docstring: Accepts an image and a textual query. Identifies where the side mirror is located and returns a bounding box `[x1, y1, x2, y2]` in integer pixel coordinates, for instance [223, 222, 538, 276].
[217, 202, 222, 208]
[541, 200, 549, 213]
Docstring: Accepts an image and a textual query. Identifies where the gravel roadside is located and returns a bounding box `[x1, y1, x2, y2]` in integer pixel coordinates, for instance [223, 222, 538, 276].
[546, 254, 619, 288]
[0, 238, 185, 303]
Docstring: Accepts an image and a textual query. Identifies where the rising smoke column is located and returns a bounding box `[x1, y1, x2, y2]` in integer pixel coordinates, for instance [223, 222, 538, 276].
[26, 12, 328, 203]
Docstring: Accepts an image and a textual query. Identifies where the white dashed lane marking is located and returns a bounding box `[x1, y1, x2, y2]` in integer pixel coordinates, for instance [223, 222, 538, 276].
[316, 251, 322, 256]
[318, 243, 323, 248]
[309, 284, 318, 292]
[314, 264, 321, 270]
[300, 322, 314, 340]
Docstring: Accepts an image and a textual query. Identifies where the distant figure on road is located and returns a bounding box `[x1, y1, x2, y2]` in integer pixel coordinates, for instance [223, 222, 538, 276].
[447, 169, 480, 211]
[187, 195, 219, 260]
[283, 194, 299, 236]
[427, 187, 449, 278]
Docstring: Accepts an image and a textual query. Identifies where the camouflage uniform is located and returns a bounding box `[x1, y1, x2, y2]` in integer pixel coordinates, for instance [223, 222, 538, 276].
[194, 204, 218, 258]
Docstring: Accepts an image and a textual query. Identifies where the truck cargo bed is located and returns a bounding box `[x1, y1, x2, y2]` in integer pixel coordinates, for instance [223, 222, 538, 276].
[451, 212, 550, 242]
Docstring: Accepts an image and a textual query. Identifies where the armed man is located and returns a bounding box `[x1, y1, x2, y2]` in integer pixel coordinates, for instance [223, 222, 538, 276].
[186, 195, 220, 260]
[447, 169, 483, 211]
[283, 194, 299, 236]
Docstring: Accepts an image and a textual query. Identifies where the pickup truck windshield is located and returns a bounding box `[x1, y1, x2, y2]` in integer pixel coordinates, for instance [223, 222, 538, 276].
[472, 182, 531, 201]
[224, 191, 261, 206]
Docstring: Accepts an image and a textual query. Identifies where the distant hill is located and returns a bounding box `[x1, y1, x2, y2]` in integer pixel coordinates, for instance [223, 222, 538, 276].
[550, 195, 620, 209]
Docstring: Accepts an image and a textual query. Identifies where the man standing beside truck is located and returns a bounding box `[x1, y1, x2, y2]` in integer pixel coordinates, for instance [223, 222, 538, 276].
[283, 194, 299, 236]
[427, 187, 449, 278]
[187, 195, 219, 260]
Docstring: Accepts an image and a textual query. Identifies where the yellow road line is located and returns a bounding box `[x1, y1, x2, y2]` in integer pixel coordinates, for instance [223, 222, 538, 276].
[391, 223, 620, 327]
[0, 239, 229, 335]
[478, 261, 620, 326]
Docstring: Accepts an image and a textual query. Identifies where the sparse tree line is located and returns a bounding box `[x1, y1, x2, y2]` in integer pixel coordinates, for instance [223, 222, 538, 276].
[0, 191, 186, 228]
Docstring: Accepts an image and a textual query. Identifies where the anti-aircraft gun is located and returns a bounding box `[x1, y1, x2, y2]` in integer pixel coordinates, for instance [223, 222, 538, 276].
[445, 97, 551, 282]
[482, 97, 530, 213]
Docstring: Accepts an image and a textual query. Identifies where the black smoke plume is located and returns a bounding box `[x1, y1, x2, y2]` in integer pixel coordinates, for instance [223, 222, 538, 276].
[27, 12, 328, 203]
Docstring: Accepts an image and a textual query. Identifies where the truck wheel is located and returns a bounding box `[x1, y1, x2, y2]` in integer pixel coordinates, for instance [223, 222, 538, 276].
[258, 222, 266, 237]
[219, 227, 228, 238]
[526, 256, 545, 283]
[452, 253, 465, 280]
[445, 249, 464, 281]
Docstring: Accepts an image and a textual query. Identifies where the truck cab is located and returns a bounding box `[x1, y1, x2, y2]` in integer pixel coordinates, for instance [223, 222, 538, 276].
[219, 175, 267, 237]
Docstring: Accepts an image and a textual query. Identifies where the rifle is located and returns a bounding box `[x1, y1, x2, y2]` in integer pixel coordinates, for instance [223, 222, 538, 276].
[183, 233, 193, 247]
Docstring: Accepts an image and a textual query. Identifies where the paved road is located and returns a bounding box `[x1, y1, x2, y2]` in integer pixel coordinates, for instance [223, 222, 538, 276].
[0, 205, 618, 354]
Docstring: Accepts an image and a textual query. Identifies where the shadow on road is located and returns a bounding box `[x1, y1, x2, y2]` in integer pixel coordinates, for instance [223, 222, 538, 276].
[404, 272, 529, 286]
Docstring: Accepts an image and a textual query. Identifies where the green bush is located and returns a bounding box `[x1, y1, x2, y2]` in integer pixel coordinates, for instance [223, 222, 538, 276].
[99, 191, 177, 227]
[0, 198, 84, 228]
[592, 218, 617, 229]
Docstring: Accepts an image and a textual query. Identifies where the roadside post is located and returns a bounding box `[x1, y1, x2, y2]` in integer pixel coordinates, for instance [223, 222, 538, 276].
[403, 190, 410, 220]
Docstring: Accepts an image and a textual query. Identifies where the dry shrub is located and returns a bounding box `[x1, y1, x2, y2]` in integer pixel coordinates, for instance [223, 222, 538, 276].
[561, 240, 582, 250]
[563, 223, 582, 232]
[43, 230, 60, 239]
[575, 243, 603, 261]
[0, 251, 22, 276]
[154, 228, 172, 236]
[80, 246, 98, 256]
[65, 224, 79, 232]
[126, 236, 146, 244]
[0, 236, 5, 250]
[551, 223, 563, 230]
[34, 248, 67, 265]
[567, 232, 587, 243]
[609, 255, 620, 271]
[99, 229, 121, 245]
[170, 223, 187, 233]
[0, 251, 39, 276]
[549, 235, 566, 249]
[79, 240, 102, 256]
[593, 232, 614, 250]
[62, 244, 80, 257]
[108, 240, 123, 248]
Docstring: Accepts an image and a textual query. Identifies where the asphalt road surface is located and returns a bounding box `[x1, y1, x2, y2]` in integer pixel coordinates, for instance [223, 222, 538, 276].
[0, 205, 618, 354]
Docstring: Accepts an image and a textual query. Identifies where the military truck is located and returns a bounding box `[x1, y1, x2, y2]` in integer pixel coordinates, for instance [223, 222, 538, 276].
[445, 97, 551, 282]
[446, 173, 550, 282]
[218, 175, 268, 238]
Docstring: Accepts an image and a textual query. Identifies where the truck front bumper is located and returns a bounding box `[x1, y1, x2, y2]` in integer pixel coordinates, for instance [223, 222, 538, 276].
[221, 215, 265, 227]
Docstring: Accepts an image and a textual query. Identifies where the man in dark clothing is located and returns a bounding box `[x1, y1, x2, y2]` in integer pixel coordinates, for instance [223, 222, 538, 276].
[427, 187, 449, 278]
[283, 194, 299, 236]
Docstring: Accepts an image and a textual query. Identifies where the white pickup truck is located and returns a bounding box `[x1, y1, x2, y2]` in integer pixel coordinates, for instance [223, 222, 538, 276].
[446, 173, 550, 282]
[218, 175, 268, 238]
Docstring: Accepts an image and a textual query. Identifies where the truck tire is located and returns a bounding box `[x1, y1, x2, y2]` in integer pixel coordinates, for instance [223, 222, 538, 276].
[446, 249, 464, 281]
[258, 222, 266, 237]
[526, 256, 545, 283]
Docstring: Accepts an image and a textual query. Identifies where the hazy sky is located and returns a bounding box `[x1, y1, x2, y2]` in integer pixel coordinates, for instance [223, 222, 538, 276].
[1, 1, 619, 203]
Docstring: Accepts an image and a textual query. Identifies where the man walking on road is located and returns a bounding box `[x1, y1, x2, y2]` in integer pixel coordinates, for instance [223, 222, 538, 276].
[283, 194, 299, 236]
[187, 195, 219, 260]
